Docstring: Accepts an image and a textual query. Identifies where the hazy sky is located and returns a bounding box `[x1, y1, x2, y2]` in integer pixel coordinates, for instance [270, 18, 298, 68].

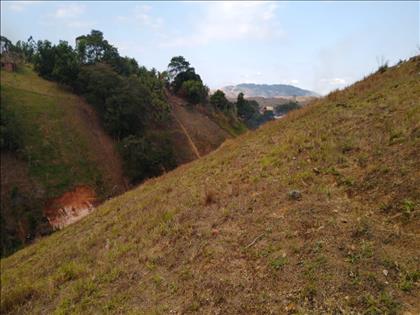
[1, 1, 419, 94]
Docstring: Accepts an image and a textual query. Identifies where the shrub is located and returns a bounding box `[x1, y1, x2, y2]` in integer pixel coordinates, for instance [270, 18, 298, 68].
[179, 80, 208, 104]
[119, 132, 176, 183]
[210, 90, 232, 111]
[0, 103, 22, 151]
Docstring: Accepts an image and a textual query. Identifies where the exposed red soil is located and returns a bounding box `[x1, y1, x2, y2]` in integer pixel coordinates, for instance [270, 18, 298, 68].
[43, 186, 96, 230]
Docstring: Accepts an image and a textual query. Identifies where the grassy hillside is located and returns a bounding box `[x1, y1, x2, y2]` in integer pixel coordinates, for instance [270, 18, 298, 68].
[0, 66, 127, 255]
[165, 92, 245, 165]
[1, 57, 419, 314]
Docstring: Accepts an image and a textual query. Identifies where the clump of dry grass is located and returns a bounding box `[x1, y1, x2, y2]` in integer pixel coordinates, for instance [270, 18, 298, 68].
[203, 189, 217, 205]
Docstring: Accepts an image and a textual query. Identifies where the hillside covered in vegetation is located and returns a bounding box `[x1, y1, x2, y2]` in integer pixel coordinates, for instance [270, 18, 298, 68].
[0, 65, 128, 256]
[0, 32, 246, 256]
[1, 56, 418, 313]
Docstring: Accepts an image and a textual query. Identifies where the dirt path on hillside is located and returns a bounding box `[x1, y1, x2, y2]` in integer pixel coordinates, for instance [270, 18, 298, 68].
[172, 113, 201, 159]
[166, 92, 202, 159]
[165, 91, 231, 163]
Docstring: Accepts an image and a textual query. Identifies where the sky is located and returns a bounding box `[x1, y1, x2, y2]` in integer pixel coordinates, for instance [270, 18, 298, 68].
[1, 1, 419, 94]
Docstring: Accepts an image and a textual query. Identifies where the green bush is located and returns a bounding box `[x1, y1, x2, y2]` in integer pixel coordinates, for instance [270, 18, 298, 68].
[0, 102, 22, 151]
[210, 90, 233, 111]
[119, 132, 176, 183]
[179, 80, 208, 104]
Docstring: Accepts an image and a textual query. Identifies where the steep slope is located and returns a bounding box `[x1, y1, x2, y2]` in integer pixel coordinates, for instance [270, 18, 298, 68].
[1, 57, 419, 314]
[221, 83, 318, 98]
[0, 66, 127, 255]
[165, 92, 244, 165]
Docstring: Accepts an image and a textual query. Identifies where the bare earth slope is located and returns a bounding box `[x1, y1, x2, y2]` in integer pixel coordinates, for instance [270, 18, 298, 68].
[1, 58, 419, 314]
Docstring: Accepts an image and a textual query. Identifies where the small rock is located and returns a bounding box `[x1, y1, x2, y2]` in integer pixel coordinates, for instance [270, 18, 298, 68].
[313, 167, 320, 174]
[211, 229, 219, 236]
[383, 269, 389, 277]
[288, 190, 302, 200]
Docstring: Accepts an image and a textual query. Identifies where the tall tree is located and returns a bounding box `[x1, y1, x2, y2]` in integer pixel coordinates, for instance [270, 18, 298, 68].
[51, 41, 80, 86]
[167, 56, 191, 81]
[76, 30, 118, 64]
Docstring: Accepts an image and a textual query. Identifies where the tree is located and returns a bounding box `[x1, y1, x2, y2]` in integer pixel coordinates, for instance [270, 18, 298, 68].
[180, 80, 208, 104]
[0, 36, 12, 53]
[76, 30, 118, 64]
[51, 41, 79, 86]
[210, 90, 231, 111]
[172, 68, 202, 92]
[119, 132, 175, 182]
[168, 56, 190, 81]
[103, 76, 151, 139]
[0, 104, 21, 151]
[33, 40, 55, 78]
[236, 92, 259, 121]
[75, 63, 123, 112]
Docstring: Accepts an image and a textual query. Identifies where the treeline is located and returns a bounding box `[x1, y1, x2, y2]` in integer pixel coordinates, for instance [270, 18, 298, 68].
[1, 31, 270, 181]
[1, 31, 175, 183]
[163, 55, 272, 129]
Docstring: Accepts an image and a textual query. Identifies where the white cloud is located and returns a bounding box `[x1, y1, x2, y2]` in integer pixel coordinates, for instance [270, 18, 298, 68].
[116, 5, 164, 30]
[40, 4, 93, 30]
[161, 1, 282, 47]
[321, 78, 346, 85]
[54, 4, 85, 19]
[4, 1, 39, 12]
[289, 79, 299, 85]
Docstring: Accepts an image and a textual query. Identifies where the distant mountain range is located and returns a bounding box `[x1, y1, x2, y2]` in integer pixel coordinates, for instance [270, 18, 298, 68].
[220, 83, 319, 98]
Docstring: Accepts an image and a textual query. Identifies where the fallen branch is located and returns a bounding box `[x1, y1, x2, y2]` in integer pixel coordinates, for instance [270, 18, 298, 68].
[245, 233, 264, 249]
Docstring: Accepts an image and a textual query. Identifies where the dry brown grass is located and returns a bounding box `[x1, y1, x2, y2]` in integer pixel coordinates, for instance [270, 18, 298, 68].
[1, 57, 419, 314]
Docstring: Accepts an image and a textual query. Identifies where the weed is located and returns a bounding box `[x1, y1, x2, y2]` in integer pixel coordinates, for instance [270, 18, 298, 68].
[179, 267, 193, 281]
[402, 199, 415, 213]
[53, 261, 84, 286]
[399, 270, 420, 292]
[0, 284, 37, 314]
[162, 210, 174, 223]
[351, 218, 371, 239]
[376, 61, 389, 74]
[389, 130, 404, 144]
[304, 255, 327, 280]
[301, 283, 317, 301]
[347, 241, 374, 264]
[313, 240, 324, 253]
[270, 256, 288, 270]
[363, 291, 399, 315]
[152, 274, 164, 288]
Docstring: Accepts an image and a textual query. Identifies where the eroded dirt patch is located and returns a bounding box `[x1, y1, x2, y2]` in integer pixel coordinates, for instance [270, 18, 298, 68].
[44, 186, 96, 230]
